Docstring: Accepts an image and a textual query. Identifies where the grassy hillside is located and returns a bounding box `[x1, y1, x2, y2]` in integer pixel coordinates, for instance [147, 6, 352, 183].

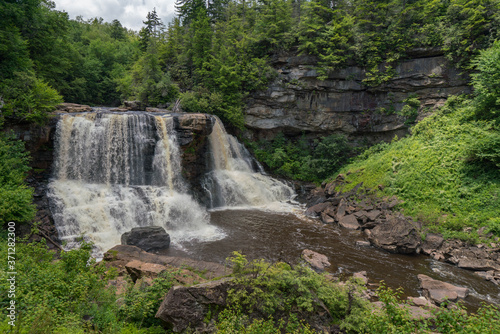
[338, 41, 500, 243]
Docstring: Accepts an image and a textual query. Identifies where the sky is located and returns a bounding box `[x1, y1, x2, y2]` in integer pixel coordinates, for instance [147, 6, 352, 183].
[53, 0, 177, 31]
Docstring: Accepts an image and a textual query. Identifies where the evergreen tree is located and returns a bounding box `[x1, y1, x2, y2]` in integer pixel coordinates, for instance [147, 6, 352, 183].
[175, 0, 207, 25]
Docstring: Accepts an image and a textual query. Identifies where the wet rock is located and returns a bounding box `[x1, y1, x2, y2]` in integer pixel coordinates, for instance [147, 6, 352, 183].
[417, 274, 468, 305]
[356, 240, 371, 247]
[457, 258, 500, 271]
[338, 214, 361, 230]
[302, 249, 331, 272]
[305, 202, 331, 218]
[156, 278, 232, 332]
[320, 212, 335, 224]
[421, 233, 444, 255]
[368, 215, 421, 254]
[121, 226, 171, 252]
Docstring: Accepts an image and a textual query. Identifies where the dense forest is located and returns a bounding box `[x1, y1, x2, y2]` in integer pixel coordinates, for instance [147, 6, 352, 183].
[1, 0, 500, 333]
[1, 0, 500, 127]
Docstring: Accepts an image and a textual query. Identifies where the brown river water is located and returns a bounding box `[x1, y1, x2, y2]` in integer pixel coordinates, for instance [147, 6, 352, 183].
[161, 208, 500, 312]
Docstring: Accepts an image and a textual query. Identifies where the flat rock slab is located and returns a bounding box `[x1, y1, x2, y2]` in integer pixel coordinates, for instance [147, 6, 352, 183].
[458, 258, 500, 271]
[104, 245, 227, 279]
[418, 274, 468, 305]
[125, 260, 169, 282]
[302, 249, 331, 272]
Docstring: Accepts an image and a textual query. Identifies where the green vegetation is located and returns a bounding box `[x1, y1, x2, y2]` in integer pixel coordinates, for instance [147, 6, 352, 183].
[0, 133, 35, 224]
[0, 236, 167, 333]
[337, 41, 500, 241]
[249, 133, 352, 182]
[2, 236, 500, 333]
[3, 0, 499, 128]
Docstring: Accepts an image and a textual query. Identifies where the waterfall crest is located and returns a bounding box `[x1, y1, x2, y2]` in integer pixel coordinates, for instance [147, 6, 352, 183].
[203, 117, 295, 209]
[48, 113, 223, 257]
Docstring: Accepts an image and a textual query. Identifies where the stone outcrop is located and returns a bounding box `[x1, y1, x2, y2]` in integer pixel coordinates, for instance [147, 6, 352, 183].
[173, 113, 215, 204]
[56, 103, 92, 113]
[121, 226, 171, 252]
[245, 50, 470, 142]
[417, 274, 468, 305]
[3, 117, 59, 244]
[103, 245, 227, 279]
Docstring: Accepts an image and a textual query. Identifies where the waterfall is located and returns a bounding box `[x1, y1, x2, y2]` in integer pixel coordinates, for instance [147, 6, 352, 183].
[203, 117, 295, 209]
[48, 113, 223, 258]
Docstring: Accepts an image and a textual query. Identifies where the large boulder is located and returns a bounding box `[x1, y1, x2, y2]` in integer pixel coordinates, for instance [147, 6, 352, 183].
[338, 214, 361, 230]
[121, 226, 171, 252]
[156, 278, 232, 332]
[367, 215, 421, 254]
[417, 274, 468, 305]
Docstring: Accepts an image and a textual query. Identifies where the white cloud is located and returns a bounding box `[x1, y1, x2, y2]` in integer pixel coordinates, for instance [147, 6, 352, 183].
[53, 0, 177, 31]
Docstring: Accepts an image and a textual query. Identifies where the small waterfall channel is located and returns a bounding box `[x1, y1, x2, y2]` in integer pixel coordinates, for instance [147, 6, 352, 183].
[48, 112, 294, 257]
[203, 117, 294, 209]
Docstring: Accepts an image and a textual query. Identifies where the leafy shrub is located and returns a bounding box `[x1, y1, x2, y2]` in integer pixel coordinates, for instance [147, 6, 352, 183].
[472, 40, 500, 124]
[180, 88, 245, 129]
[120, 269, 180, 327]
[1, 71, 62, 124]
[216, 307, 316, 334]
[340, 96, 500, 241]
[0, 133, 35, 224]
[251, 133, 352, 182]
[225, 252, 369, 331]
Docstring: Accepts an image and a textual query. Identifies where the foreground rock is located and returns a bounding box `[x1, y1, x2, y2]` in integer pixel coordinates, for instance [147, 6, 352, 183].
[125, 260, 169, 282]
[121, 226, 171, 252]
[301, 249, 331, 272]
[155, 275, 336, 333]
[417, 274, 468, 305]
[156, 278, 232, 332]
[103, 245, 226, 279]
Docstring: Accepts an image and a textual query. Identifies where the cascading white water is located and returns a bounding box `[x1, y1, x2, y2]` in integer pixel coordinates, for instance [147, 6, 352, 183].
[203, 117, 295, 209]
[48, 113, 223, 257]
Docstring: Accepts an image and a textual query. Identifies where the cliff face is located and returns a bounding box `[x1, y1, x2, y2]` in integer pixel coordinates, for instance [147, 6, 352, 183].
[244, 50, 470, 142]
